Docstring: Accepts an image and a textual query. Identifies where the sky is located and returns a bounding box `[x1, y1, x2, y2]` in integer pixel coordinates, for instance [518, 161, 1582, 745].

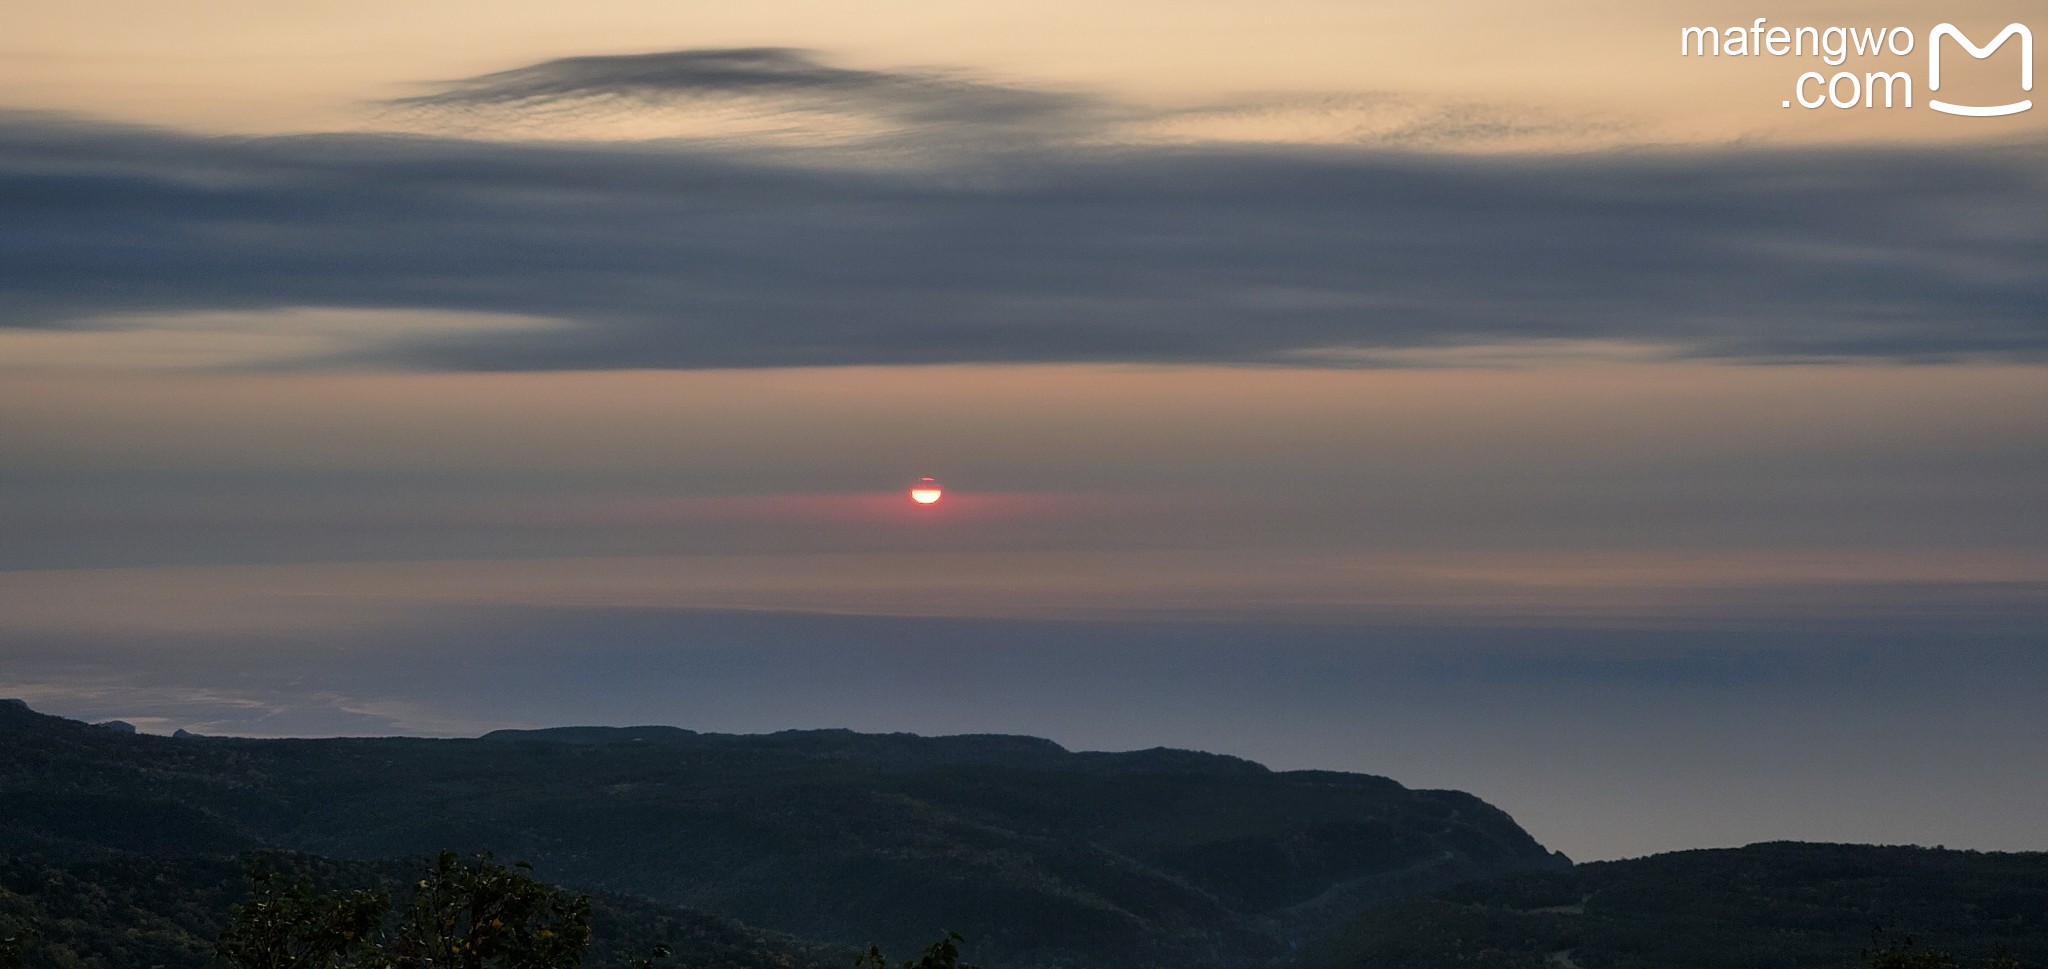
[1, 0, 2044, 863]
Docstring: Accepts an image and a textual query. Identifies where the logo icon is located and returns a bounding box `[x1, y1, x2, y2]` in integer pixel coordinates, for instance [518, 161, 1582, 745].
[1927, 22, 2032, 116]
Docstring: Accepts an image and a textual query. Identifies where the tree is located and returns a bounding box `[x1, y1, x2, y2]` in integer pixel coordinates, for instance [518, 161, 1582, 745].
[216, 865, 387, 969]
[1862, 936, 2025, 969]
[854, 932, 980, 969]
[383, 853, 592, 969]
[0, 918, 33, 969]
[218, 853, 664, 969]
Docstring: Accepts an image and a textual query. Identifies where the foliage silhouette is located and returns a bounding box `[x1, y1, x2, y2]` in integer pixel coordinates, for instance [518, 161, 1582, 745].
[855, 932, 980, 969]
[0, 914, 34, 969]
[218, 859, 966, 969]
[383, 854, 594, 969]
[0, 850, 827, 969]
[1862, 936, 2023, 969]
[216, 864, 386, 969]
[218, 853, 664, 969]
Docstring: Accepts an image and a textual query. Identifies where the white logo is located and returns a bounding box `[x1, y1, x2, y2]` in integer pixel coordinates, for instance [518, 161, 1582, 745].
[1680, 19, 2033, 117]
[1927, 23, 2033, 116]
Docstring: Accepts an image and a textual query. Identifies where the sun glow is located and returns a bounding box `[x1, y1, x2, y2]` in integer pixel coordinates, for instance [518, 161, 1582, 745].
[909, 477, 943, 504]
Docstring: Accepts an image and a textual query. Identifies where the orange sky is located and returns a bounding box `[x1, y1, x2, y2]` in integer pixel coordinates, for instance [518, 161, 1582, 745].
[4, 362, 2043, 627]
[5, 0, 2042, 146]
[3, 1, 2047, 863]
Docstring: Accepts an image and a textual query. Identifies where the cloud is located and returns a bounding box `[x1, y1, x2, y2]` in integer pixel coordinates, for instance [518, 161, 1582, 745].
[394, 48, 1078, 121]
[0, 307, 565, 371]
[0, 48, 2043, 371]
[383, 48, 1108, 150]
[1124, 93, 1638, 152]
[381, 49, 1625, 154]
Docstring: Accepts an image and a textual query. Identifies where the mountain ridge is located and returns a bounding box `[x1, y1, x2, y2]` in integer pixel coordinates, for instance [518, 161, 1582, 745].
[0, 698, 1567, 969]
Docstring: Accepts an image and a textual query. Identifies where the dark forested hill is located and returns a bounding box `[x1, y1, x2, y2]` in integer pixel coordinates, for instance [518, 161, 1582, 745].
[0, 699, 1566, 969]
[1296, 841, 2048, 969]
[0, 850, 841, 969]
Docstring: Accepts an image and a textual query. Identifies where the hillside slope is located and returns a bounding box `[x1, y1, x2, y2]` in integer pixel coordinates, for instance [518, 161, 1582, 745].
[1297, 841, 2048, 969]
[0, 699, 1566, 969]
[0, 850, 845, 969]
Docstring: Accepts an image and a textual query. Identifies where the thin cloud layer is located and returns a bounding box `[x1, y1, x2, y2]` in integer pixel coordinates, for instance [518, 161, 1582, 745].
[383, 48, 1111, 149]
[392, 48, 1087, 125]
[382, 49, 1616, 153]
[0, 46, 2044, 371]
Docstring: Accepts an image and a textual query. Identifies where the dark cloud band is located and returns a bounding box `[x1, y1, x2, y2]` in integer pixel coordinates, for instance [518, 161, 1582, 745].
[387, 47, 1090, 129]
[0, 75, 2043, 370]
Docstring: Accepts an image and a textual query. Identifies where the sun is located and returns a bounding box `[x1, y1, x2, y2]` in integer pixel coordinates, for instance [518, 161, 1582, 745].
[908, 476, 943, 505]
